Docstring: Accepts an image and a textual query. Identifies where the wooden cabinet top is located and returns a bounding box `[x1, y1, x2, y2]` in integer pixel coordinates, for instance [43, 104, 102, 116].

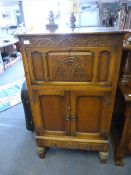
[17, 27, 126, 37]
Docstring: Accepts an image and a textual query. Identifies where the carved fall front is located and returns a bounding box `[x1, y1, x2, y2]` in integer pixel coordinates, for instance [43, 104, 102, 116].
[27, 49, 113, 84]
[48, 51, 93, 81]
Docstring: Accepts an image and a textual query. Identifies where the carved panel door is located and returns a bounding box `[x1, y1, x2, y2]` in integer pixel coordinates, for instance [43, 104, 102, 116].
[47, 51, 94, 82]
[70, 91, 110, 137]
[32, 90, 71, 136]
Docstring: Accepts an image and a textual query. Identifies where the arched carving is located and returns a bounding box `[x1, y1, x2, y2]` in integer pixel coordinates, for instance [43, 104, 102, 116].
[52, 56, 91, 81]
[58, 37, 80, 47]
[31, 38, 54, 47]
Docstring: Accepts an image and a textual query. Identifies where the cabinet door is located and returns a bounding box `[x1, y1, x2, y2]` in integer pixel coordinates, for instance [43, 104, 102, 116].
[32, 90, 71, 136]
[70, 91, 110, 137]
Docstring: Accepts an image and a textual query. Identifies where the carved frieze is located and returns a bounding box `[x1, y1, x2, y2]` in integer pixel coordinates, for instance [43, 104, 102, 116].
[22, 35, 115, 47]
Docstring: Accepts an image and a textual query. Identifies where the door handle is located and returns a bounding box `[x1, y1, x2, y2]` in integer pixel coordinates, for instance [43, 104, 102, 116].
[64, 115, 77, 120]
[65, 115, 70, 121]
[71, 115, 76, 120]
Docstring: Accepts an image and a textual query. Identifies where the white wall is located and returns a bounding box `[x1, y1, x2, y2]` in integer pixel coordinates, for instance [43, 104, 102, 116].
[0, 5, 19, 27]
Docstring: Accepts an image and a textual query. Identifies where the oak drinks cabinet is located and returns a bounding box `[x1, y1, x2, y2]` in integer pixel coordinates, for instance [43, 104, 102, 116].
[17, 28, 125, 162]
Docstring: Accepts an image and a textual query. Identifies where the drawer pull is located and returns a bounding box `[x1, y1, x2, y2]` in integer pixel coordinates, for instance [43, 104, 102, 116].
[64, 59, 74, 63]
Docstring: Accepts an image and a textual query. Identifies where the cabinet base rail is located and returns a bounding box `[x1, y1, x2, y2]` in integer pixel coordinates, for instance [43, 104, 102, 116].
[36, 135, 109, 162]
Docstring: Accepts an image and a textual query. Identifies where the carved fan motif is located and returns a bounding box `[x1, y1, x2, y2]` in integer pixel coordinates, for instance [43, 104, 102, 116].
[58, 37, 80, 47]
[53, 56, 91, 81]
[31, 38, 53, 47]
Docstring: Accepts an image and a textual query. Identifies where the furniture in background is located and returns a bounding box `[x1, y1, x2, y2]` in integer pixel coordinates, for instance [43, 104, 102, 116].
[0, 28, 21, 73]
[118, 4, 131, 30]
[111, 36, 131, 166]
[0, 51, 4, 73]
[0, 38, 20, 73]
[17, 27, 124, 162]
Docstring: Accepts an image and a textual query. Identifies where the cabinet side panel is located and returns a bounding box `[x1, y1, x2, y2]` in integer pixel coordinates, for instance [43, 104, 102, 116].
[31, 51, 45, 81]
[40, 95, 65, 131]
[76, 96, 102, 133]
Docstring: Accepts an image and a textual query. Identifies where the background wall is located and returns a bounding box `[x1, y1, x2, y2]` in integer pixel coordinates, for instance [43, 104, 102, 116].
[0, 0, 131, 30]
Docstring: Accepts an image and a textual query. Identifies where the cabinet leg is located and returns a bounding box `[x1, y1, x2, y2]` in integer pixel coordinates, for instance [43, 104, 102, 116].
[114, 156, 124, 166]
[36, 146, 47, 159]
[99, 151, 109, 163]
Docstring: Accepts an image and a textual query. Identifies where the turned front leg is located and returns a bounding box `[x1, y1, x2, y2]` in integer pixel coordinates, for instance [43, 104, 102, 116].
[36, 138, 47, 159]
[99, 144, 109, 163]
[36, 146, 47, 159]
[114, 147, 125, 166]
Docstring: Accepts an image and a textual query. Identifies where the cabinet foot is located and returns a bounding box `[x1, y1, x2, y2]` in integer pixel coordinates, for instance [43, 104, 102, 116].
[99, 151, 109, 163]
[114, 156, 124, 166]
[36, 146, 47, 159]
